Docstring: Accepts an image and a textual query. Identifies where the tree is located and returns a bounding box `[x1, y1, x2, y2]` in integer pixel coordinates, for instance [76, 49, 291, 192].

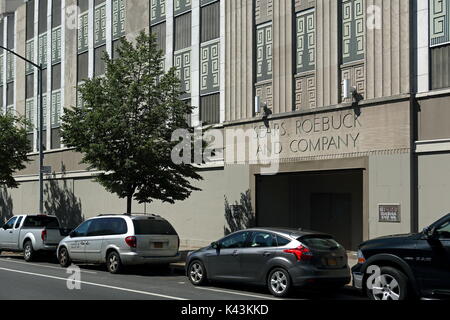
[0, 113, 30, 188]
[61, 32, 202, 214]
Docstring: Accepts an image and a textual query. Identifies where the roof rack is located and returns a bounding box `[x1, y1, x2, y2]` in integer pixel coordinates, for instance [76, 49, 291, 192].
[96, 213, 161, 217]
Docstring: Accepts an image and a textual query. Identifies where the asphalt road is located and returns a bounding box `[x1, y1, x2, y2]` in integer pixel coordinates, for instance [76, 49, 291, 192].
[0, 254, 367, 300]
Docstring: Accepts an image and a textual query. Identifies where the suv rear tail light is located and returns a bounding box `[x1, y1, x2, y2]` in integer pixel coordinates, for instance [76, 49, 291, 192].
[284, 245, 313, 261]
[357, 250, 366, 264]
[41, 229, 47, 241]
[125, 236, 137, 248]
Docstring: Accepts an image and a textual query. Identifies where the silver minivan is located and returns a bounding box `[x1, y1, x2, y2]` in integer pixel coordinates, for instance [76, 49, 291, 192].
[57, 214, 181, 273]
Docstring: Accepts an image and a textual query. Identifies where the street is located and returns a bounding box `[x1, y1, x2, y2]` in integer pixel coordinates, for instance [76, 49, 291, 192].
[0, 254, 366, 300]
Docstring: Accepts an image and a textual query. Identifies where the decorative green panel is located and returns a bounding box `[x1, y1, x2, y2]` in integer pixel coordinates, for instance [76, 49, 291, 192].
[174, 0, 191, 16]
[38, 33, 48, 68]
[0, 55, 3, 83]
[95, 3, 107, 46]
[6, 52, 15, 82]
[26, 98, 35, 132]
[51, 90, 62, 127]
[112, 0, 126, 39]
[256, 23, 273, 82]
[430, 0, 450, 46]
[52, 27, 62, 64]
[341, 0, 365, 64]
[78, 12, 89, 53]
[77, 82, 85, 109]
[200, 40, 220, 95]
[38, 94, 48, 128]
[174, 48, 191, 99]
[26, 40, 35, 74]
[150, 0, 166, 25]
[296, 10, 315, 73]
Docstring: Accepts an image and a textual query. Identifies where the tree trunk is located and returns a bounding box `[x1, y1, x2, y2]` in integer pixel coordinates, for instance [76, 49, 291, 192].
[126, 195, 132, 215]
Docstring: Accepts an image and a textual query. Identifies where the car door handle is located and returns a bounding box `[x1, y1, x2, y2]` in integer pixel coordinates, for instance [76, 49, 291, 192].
[263, 252, 272, 257]
[232, 250, 239, 256]
[9, 231, 13, 234]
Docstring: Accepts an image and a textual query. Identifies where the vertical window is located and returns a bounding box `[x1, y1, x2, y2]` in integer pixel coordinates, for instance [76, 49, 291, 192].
[174, 12, 192, 99]
[341, 0, 365, 64]
[200, 1, 220, 125]
[294, 6, 316, 111]
[26, 0, 35, 75]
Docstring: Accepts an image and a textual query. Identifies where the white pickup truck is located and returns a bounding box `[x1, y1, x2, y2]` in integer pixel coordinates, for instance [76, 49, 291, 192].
[0, 215, 72, 262]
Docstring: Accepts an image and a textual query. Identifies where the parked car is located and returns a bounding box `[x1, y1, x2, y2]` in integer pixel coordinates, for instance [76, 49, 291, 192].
[352, 213, 450, 300]
[57, 214, 181, 274]
[186, 228, 351, 297]
[0, 215, 72, 262]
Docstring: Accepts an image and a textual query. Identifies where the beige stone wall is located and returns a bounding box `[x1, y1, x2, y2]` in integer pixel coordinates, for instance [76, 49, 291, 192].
[225, 0, 412, 122]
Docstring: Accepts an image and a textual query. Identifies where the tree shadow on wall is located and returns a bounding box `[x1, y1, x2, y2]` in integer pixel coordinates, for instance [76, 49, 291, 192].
[0, 187, 13, 225]
[44, 176, 84, 229]
[224, 190, 255, 236]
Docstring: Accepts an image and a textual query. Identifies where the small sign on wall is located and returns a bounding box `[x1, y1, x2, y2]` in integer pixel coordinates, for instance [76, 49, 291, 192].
[379, 204, 401, 223]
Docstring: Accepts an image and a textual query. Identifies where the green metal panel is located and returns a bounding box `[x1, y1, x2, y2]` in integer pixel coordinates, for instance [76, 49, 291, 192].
[296, 10, 315, 73]
[256, 23, 273, 82]
[112, 0, 126, 39]
[52, 27, 62, 65]
[430, 0, 450, 47]
[25, 98, 34, 132]
[150, 0, 166, 25]
[174, 48, 191, 99]
[6, 52, 15, 83]
[174, 0, 191, 16]
[51, 90, 61, 128]
[78, 12, 89, 53]
[94, 2, 107, 46]
[341, 0, 365, 64]
[26, 39, 35, 74]
[200, 40, 220, 95]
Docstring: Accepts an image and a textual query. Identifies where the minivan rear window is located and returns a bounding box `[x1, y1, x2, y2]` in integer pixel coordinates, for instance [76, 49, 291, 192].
[133, 219, 177, 235]
[300, 236, 341, 250]
[23, 216, 60, 229]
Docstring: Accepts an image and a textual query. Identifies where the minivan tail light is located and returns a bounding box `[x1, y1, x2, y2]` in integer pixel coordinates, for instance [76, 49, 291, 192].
[283, 245, 313, 261]
[125, 236, 137, 248]
[41, 229, 47, 241]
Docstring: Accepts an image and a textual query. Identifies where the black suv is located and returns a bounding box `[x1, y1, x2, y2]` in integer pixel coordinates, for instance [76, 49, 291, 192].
[352, 213, 450, 300]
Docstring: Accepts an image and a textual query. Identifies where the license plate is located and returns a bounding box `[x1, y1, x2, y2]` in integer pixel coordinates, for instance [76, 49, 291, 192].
[153, 242, 163, 249]
[327, 258, 338, 266]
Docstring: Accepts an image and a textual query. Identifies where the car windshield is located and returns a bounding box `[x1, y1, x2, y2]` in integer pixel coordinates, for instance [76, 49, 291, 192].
[23, 216, 59, 228]
[133, 219, 177, 235]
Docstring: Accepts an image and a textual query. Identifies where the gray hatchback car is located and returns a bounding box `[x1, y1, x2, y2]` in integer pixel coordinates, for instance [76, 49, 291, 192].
[57, 214, 180, 273]
[186, 228, 351, 297]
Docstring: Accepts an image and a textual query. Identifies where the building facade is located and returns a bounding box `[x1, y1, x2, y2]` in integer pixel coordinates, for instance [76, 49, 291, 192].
[0, 0, 448, 251]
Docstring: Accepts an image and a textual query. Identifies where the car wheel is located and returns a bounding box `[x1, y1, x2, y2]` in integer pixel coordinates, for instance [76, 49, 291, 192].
[106, 251, 123, 274]
[188, 260, 208, 286]
[23, 241, 35, 262]
[58, 247, 71, 268]
[268, 268, 292, 298]
[366, 266, 409, 301]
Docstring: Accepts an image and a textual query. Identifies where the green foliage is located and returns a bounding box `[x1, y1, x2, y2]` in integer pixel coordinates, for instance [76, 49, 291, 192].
[0, 113, 30, 188]
[61, 32, 202, 212]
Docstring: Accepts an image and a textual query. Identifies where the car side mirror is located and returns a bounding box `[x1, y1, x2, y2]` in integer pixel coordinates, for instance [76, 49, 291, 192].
[2, 225, 9, 230]
[423, 227, 437, 240]
[211, 242, 220, 250]
[69, 231, 76, 238]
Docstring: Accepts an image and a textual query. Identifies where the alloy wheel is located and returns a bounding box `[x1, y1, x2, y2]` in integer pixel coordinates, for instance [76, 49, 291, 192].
[270, 271, 288, 295]
[190, 262, 204, 284]
[109, 254, 119, 272]
[371, 274, 401, 301]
